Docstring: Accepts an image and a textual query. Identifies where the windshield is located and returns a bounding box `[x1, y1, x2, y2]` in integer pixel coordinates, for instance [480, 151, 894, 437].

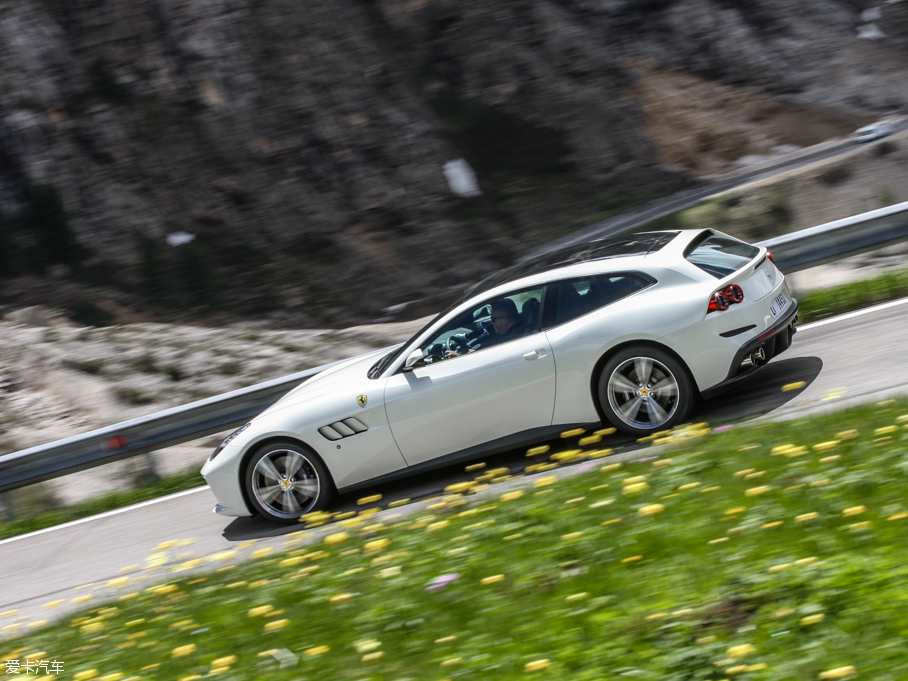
[367, 300, 462, 379]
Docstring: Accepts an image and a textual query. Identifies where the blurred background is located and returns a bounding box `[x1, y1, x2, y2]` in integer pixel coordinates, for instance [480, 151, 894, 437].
[3, 0, 908, 514]
[0, 0, 907, 331]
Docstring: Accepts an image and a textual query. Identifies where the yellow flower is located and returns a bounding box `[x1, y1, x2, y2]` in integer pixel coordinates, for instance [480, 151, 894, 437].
[305, 646, 330, 656]
[768, 563, 790, 573]
[379, 566, 401, 578]
[795, 512, 819, 522]
[678, 482, 701, 491]
[501, 490, 524, 502]
[444, 481, 475, 494]
[265, 619, 290, 632]
[534, 475, 558, 487]
[361, 652, 384, 663]
[481, 574, 506, 585]
[73, 671, 99, 681]
[621, 555, 643, 563]
[561, 428, 585, 438]
[100, 674, 124, 681]
[745, 486, 770, 496]
[524, 659, 551, 672]
[638, 504, 664, 517]
[355, 639, 382, 653]
[813, 441, 839, 451]
[600, 463, 622, 473]
[842, 506, 866, 517]
[818, 666, 856, 679]
[875, 426, 898, 436]
[324, 532, 350, 546]
[727, 643, 756, 658]
[761, 521, 784, 529]
[565, 592, 588, 602]
[357, 494, 382, 505]
[211, 656, 237, 668]
[623, 482, 649, 494]
[441, 657, 462, 666]
[364, 538, 391, 554]
[801, 613, 825, 625]
[330, 593, 354, 604]
[248, 605, 274, 617]
[172, 644, 197, 658]
[835, 429, 860, 440]
[561, 532, 583, 540]
[782, 381, 806, 391]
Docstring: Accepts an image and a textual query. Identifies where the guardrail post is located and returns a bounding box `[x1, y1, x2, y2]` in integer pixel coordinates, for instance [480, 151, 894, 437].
[0, 492, 16, 522]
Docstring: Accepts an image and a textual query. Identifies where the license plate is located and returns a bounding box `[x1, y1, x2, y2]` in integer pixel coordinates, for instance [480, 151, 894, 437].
[769, 292, 788, 318]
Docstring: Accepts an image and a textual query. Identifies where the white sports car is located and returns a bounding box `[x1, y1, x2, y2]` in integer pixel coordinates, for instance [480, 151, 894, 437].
[201, 229, 797, 523]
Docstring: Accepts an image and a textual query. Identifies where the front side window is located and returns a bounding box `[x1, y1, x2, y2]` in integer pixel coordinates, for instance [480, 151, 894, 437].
[542, 273, 651, 328]
[418, 286, 545, 364]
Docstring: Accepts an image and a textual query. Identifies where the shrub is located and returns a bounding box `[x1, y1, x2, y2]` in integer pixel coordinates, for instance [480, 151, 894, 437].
[115, 387, 154, 405]
[818, 164, 852, 186]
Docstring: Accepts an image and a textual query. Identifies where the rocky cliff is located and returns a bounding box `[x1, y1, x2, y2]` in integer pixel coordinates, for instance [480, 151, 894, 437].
[1, 0, 906, 326]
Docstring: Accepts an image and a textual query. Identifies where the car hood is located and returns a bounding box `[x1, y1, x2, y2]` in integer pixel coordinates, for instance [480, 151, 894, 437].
[258, 349, 388, 417]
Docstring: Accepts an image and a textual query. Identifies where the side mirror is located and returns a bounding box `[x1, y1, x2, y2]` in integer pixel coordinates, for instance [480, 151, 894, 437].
[402, 348, 427, 372]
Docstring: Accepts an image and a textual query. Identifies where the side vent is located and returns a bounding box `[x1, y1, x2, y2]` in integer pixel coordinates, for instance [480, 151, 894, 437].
[319, 417, 368, 442]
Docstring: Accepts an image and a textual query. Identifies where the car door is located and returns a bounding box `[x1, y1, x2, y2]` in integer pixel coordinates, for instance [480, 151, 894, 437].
[383, 287, 555, 466]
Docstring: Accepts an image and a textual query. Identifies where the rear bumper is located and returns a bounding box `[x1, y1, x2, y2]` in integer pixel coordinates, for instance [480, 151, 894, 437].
[701, 299, 799, 400]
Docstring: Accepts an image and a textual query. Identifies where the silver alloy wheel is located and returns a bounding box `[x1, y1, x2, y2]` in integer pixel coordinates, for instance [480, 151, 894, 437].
[251, 448, 321, 520]
[606, 356, 680, 430]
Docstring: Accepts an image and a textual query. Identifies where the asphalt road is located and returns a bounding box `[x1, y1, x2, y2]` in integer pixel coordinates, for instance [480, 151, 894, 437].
[2, 297, 908, 633]
[534, 120, 908, 255]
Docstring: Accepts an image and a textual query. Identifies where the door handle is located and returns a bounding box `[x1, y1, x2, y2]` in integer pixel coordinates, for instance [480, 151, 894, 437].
[523, 349, 547, 361]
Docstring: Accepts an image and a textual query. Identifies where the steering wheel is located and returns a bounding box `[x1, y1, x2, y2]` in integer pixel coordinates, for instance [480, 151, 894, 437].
[447, 334, 471, 354]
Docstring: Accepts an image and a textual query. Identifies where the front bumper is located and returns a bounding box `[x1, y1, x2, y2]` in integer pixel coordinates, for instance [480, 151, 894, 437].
[701, 299, 799, 400]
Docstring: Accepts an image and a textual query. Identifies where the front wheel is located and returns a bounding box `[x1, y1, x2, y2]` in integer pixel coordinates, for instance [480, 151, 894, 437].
[244, 441, 334, 524]
[597, 347, 694, 437]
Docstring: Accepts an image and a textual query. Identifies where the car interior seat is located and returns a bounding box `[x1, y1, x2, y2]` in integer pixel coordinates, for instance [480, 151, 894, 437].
[521, 297, 541, 332]
[556, 283, 584, 322]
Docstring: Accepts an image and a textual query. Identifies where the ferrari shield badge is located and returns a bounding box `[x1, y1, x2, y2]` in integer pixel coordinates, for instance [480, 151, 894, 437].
[357, 394, 368, 408]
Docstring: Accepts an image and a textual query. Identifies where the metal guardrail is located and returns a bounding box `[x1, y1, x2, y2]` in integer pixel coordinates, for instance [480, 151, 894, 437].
[2, 200, 907, 494]
[757, 200, 908, 272]
[0, 349, 397, 493]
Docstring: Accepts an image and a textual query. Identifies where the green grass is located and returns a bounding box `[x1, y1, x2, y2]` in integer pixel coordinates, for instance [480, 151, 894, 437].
[0, 468, 205, 542]
[797, 265, 908, 323]
[9, 399, 908, 680]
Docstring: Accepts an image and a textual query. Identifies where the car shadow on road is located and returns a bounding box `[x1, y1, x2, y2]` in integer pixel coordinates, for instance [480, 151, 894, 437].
[693, 355, 824, 425]
[221, 355, 824, 541]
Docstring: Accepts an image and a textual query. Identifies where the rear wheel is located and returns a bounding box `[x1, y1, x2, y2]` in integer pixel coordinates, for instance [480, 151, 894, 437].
[244, 441, 334, 524]
[597, 346, 694, 437]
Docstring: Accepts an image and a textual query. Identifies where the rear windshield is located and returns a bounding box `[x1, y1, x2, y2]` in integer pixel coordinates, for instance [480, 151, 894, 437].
[684, 233, 759, 278]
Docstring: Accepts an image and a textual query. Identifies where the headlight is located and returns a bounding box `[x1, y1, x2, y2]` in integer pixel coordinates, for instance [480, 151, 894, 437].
[209, 423, 251, 461]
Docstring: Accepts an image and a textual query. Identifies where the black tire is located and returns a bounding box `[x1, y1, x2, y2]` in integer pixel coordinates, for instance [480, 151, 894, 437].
[243, 441, 334, 524]
[597, 346, 695, 437]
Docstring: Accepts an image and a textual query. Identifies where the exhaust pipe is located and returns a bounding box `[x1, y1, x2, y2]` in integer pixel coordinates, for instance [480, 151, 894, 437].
[740, 345, 767, 369]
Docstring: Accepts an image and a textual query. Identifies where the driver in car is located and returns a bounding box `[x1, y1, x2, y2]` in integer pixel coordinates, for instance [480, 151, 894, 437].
[444, 298, 526, 359]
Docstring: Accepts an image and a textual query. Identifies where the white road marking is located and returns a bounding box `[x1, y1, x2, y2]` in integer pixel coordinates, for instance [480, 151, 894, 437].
[0, 486, 210, 547]
[798, 295, 908, 331]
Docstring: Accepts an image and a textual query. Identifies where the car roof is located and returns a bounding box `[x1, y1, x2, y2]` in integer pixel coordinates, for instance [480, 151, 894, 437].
[463, 231, 680, 301]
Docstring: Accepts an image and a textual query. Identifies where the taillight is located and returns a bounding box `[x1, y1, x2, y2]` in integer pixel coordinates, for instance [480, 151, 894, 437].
[708, 284, 744, 313]
[708, 290, 729, 312]
[766, 250, 775, 264]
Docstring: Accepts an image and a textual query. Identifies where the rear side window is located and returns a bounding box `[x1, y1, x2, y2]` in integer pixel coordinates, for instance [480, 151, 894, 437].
[685, 233, 759, 278]
[542, 273, 652, 328]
